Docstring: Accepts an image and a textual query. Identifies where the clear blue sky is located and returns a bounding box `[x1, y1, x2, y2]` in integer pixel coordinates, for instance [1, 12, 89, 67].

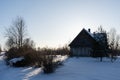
[0, 0, 120, 48]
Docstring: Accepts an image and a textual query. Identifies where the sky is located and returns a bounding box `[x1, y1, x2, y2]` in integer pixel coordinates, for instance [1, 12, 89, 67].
[0, 0, 120, 49]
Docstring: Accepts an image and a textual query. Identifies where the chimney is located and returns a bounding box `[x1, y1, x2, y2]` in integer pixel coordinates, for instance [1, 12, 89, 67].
[88, 28, 91, 32]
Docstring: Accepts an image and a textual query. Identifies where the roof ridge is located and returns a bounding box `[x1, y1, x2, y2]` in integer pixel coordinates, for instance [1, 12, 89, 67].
[83, 28, 94, 38]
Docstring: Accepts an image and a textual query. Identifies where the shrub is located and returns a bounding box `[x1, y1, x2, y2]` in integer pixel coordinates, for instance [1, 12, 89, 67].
[5, 46, 41, 67]
[5, 47, 18, 60]
[5, 45, 68, 74]
[42, 55, 64, 74]
[42, 55, 55, 73]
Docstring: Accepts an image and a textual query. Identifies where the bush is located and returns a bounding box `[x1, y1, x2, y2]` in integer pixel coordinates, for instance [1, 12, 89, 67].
[42, 55, 54, 73]
[43, 62, 55, 73]
[5, 45, 68, 74]
[5, 46, 42, 67]
[42, 55, 64, 74]
[5, 47, 18, 60]
[24, 50, 43, 67]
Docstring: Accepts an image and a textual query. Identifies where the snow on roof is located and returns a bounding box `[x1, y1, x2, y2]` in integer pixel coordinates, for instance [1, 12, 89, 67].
[84, 29, 106, 42]
[84, 28, 94, 38]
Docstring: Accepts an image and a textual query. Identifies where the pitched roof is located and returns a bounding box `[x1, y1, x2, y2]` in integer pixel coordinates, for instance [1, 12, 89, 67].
[69, 28, 97, 47]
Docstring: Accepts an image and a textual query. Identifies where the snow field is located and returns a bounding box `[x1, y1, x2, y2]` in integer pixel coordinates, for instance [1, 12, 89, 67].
[0, 53, 120, 80]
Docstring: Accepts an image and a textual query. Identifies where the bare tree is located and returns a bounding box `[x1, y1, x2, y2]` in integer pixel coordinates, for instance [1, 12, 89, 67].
[97, 26, 106, 33]
[23, 38, 35, 49]
[115, 35, 120, 50]
[108, 28, 120, 50]
[108, 28, 120, 62]
[6, 17, 27, 49]
[108, 28, 116, 50]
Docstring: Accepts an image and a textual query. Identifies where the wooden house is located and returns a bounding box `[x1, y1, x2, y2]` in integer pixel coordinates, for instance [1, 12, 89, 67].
[69, 28, 108, 56]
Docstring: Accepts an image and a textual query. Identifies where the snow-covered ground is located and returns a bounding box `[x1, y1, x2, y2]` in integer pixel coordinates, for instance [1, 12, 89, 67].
[0, 53, 120, 80]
